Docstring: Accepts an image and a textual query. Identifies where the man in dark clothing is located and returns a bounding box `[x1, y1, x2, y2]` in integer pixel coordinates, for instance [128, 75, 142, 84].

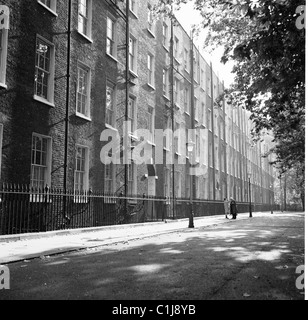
[230, 198, 237, 219]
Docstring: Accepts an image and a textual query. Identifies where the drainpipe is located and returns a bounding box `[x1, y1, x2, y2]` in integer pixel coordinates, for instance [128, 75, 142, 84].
[170, 6, 175, 220]
[125, 0, 130, 205]
[63, 0, 72, 219]
[210, 62, 216, 201]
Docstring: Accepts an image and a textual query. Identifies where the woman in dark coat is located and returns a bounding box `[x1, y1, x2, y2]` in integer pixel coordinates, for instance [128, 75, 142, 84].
[230, 198, 237, 219]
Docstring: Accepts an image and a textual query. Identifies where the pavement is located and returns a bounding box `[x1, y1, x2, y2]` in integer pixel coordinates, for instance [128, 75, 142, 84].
[0, 211, 274, 264]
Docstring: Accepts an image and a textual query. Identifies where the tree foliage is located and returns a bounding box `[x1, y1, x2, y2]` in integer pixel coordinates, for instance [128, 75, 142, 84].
[157, 0, 305, 174]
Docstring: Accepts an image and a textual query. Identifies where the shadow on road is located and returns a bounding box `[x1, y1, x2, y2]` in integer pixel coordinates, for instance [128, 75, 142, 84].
[0, 213, 305, 300]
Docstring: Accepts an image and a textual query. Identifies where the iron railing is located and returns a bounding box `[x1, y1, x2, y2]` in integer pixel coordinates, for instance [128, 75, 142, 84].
[0, 184, 280, 235]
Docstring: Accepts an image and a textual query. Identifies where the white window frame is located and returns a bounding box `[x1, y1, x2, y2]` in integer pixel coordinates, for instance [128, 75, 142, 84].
[194, 97, 198, 122]
[202, 102, 206, 126]
[174, 170, 181, 198]
[163, 116, 171, 151]
[163, 68, 169, 98]
[0, 28, 8, 88]
[174, 36, 179, 60]
[195, 176, 200, 198]
[184, 48, 189, 71]
[106, 81, 116, 128]
[201, 69, 205, 89]
[147, 53, 155, 88]
[77, 0, 93, 41]
[30, 133, 52, 191]
[185, 170, 191, 198]
[34, 35, 55, 106]
[106, 15, 117, 59]
[147, 105, 155, 143]
[174, 121, 180, 155]
[128, 95, 137, 133]
[129, 35, 137, 74]
[196, 132, 200, 162]
[128, 161, 137, 198]
[184, 87, 190, 114]
[104, 163, 115, 195]
[208, 108, 212, 131]
[129, 0, 138, 16]
[164, 167, 171, 199]
[174, 78, 180, 106]
[37, 0, 57, 16]
[207, 76, 211, 97]
[74, 145, 90, 202]
[193, 57, 199, 83]
[147, 4, 155, 36]
[162, 22, 169, 49]
[76, 62, 91, 120]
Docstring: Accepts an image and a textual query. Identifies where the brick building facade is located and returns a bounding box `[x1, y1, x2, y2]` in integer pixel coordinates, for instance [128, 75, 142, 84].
[0, 0, 275, 208]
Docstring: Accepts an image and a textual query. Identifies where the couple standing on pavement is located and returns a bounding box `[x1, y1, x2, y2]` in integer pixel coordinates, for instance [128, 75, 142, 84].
[224, 197, 238, 219]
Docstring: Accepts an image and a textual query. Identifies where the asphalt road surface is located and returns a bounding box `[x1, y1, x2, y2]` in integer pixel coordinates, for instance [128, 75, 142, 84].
[0, 212, 305, 301]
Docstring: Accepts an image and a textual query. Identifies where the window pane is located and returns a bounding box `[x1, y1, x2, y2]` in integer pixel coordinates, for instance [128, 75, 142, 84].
[35, 38, 51, 100]
[77, 65, 89, 116]
[31, 135, 50, 189]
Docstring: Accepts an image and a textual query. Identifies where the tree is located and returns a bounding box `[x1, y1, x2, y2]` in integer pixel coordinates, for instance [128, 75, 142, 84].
[157, 0, 305, 174]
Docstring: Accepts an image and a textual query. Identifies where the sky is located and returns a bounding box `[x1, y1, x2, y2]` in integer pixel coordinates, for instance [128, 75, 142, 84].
[175, 1, 235, 88]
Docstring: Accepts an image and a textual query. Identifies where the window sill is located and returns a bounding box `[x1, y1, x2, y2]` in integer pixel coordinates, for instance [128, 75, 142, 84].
[77, 30, 93, 43]
[163, 148, 170, 152]
[184, 111, 190, 116]
[163, 45, 169, 52]
[147, 83, 156, 91]
[0, 82, 7, 90]
[147, 29, 156, 38]
[174, 57, 181, 65]
[129, 133, 139, 142]
[175, 152, 182, 157]
[33, 95, 55, 107]
[106, 53, 118, 63]
[174, 103, 181, 110]
[38, 1, 58, 17]
[147, 140, 156, 147]
[129, 10, 139, 19]
[105, 123, 118, 132]
[75, 112, 92, 122]
[129, 70, 138, 79]
[163, 95, 170, 101]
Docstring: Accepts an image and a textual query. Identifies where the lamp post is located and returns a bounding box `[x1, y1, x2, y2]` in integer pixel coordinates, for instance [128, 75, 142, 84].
[248, 173, 252, 218]
[187, 140, 195, 228]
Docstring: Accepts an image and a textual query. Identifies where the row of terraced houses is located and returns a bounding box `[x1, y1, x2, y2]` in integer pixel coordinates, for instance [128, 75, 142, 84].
[0, 0, 276, 233]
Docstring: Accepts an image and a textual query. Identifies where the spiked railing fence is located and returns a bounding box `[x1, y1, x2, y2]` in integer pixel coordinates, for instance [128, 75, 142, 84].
[0, 184, 279, 235]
